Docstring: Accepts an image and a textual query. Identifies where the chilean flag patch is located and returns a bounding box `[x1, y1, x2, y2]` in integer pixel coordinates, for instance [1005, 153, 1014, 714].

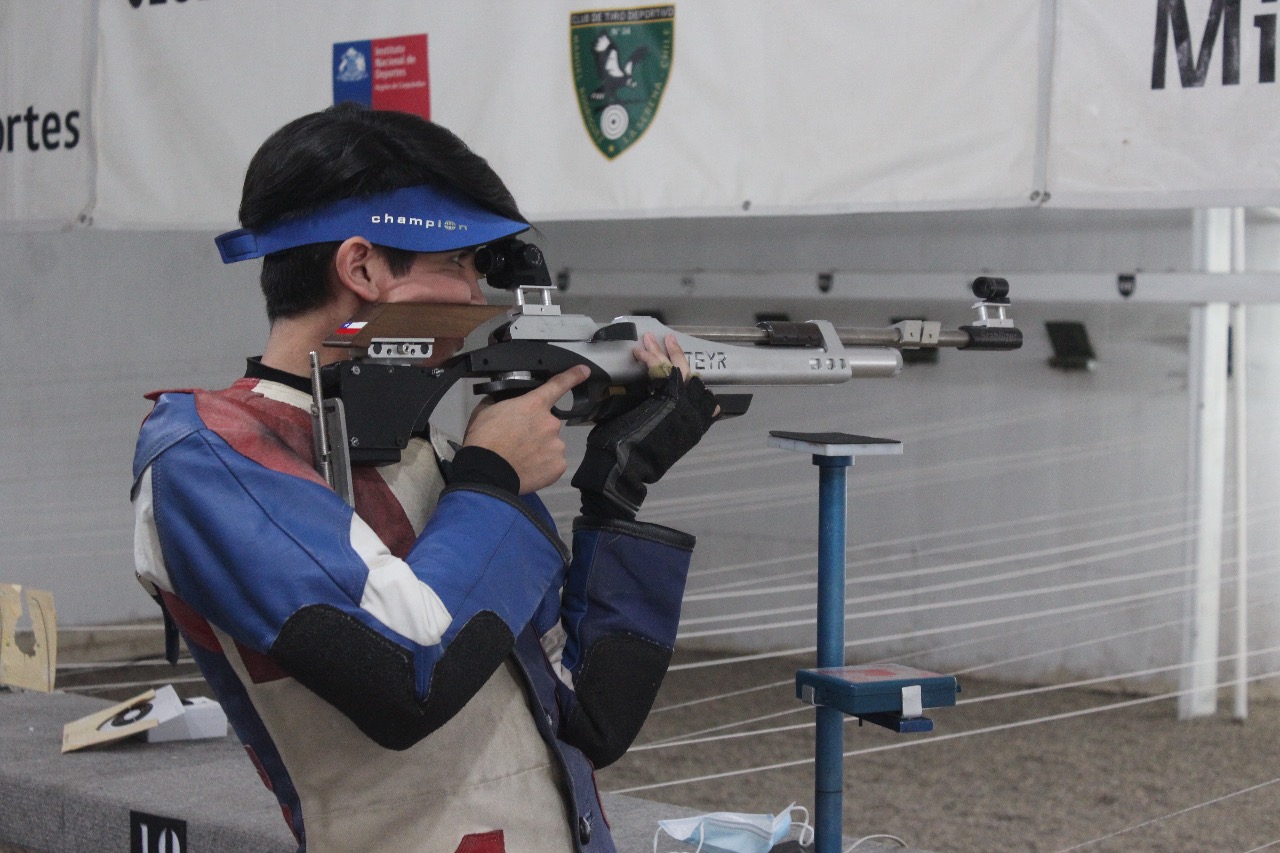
[333, 34, 430, 120]
[335, 321, 367, 336]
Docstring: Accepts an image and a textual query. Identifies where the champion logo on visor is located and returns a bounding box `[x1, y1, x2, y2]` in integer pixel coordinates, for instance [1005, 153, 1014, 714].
[214, 184, 528, 263]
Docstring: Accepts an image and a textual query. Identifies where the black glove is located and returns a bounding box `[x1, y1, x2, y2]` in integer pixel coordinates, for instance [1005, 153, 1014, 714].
[572, 368, 719, 521]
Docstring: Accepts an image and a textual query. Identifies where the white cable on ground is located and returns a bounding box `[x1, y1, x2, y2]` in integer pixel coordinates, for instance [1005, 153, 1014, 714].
[1054, 776, 1280, 852]
[847, 834, 907, 850]
[655, 596, 1163, 713]
[649, 439, 1140, 506]
[1243, 840, 1280, 853]
[688, 493, 1192, 593]
[904, 549, 1272, 674]
[679, 528, 1192, 623]
[668, 398, 1083, 469]
[670, 583, 1190, 672]
[640, 644, 1280, 753]
[652, 402, 1121, 478]
[645, 445, 1158, 527]
[654, 589, 1171, 712]
[608, 670, 1280, 795]
[679, 544, 1280, 643]
[683, 517, 1193, 605]
[950, 616, 1186, 675]
[685, 497, 1270, 604]
[639, 706, 807, 747]
[957, 643, 1280, 707]
[626, 435, 1167, 527]
[650, 677, 794, 714]
[956, 585, 1280, 677]
[669, 553, 1279, 688]
[654, 581, 1280, 740]
[640, 645, 1280, 753]
[677, 559, 1192, 641]
[651, 620, 1198, 740]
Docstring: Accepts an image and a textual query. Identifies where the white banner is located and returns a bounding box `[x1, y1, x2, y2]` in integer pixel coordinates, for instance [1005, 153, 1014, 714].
[0, 0, 93, 227]
[33, 1, 1280, 226]
[1049, 0, 1280, 208]
[90, 0, 1042, 228]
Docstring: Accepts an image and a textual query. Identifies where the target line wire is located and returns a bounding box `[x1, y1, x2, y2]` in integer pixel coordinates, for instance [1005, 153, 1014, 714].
[608, 669, 1280, 795]
[634, 645, 1280, 753]
[1054, 776, 1280, 852]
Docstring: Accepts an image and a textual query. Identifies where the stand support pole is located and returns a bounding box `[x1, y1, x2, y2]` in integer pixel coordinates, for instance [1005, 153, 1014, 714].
[814, 455, 851, 853]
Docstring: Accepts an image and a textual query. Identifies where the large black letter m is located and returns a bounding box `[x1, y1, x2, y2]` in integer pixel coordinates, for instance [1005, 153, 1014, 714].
[1152, 0, 1241, 89]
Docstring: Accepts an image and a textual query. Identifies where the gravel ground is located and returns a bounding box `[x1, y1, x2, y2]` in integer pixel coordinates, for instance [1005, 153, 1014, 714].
[597, 650, 1280, 853]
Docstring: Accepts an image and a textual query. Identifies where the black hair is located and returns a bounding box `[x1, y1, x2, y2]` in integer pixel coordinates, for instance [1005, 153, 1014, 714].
[239, 103, 525, 322]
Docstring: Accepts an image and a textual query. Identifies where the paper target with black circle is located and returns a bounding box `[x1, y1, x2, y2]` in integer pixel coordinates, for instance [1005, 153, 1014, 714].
[100, 700, 156, 731]
[62, 685, 184, 752]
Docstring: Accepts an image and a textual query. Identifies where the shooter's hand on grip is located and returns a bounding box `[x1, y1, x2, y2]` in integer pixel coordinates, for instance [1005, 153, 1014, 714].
[572, 334, 720, 521]
[463, 365, 590, 494]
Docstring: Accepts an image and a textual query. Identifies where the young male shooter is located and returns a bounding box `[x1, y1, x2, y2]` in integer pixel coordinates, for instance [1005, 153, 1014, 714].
[131, 103, 719, 853]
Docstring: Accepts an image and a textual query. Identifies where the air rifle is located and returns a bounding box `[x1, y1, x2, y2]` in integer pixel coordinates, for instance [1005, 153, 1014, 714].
[308, 238, 1021, 504]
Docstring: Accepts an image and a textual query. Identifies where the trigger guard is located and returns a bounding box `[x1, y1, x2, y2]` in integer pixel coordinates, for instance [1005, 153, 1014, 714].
[551, 383, 595, 421]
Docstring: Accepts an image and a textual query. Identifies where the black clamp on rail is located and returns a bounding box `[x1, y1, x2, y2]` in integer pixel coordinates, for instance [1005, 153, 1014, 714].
[960, 276, 1023, 351]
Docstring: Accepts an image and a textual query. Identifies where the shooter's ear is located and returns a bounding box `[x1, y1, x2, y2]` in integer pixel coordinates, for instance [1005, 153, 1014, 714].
[333, 237, 381, 303]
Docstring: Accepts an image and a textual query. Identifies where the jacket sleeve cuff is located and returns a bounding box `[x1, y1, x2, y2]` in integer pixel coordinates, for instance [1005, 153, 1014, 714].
[447, 445, 520, 495]
[572, 515, 696, 550]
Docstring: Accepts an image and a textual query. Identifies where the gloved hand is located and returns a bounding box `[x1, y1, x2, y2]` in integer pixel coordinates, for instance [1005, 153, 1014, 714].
[572, 334, 719, 520]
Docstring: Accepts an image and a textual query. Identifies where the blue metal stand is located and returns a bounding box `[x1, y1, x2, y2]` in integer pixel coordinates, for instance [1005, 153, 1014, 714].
[769, 430, 957, 853]
[814, 456, 850, 852]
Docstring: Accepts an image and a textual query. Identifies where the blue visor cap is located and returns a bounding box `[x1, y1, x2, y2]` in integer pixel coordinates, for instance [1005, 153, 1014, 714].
[214, 183, 529, 263]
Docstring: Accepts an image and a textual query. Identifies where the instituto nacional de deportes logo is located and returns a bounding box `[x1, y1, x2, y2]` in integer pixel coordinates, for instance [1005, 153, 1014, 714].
[569, 5, 674, 159]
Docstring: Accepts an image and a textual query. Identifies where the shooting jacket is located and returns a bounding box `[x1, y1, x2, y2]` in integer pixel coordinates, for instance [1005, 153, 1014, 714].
[131, 375, 694, 853]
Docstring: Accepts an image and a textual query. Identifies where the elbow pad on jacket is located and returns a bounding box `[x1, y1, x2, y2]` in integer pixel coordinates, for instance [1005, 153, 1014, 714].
[270, 604, 513, 750]
[561, 633, 672, 768]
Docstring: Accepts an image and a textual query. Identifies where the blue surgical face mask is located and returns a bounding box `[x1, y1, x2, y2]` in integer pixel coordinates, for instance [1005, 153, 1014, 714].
[654, 803, 812, 853]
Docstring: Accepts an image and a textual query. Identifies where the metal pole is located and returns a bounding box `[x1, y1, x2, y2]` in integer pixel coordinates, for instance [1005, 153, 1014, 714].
[1229, 208, 1250, 722]
[1181, 303, 1229, 719]
[814, 455, 851, 853]
[1180, 210, 1231, 720]
[1232, 303, 1249, 721]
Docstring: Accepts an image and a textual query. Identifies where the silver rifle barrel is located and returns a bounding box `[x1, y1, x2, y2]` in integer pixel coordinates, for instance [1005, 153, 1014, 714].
[671, 325, 974, 349]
